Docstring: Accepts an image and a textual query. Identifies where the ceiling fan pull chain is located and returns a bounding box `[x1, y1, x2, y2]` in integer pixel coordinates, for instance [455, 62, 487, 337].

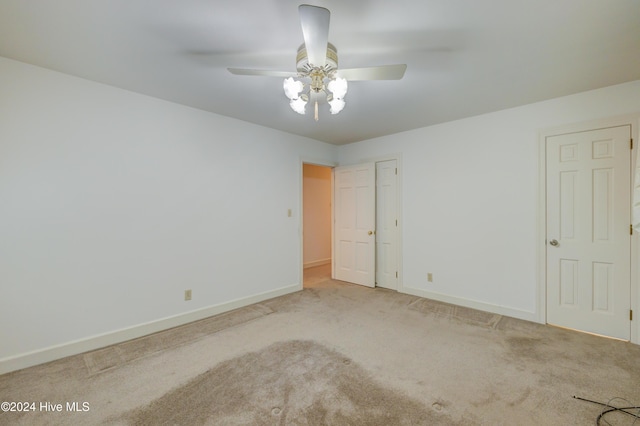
[315, 101, 319, 122]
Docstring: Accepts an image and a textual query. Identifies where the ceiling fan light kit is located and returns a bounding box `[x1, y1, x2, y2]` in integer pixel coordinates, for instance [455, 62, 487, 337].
[283, 77, 304, 101]
[284, 72, 348, 119]
[228, 4, 407, 122]
[285, 41, 348, 120]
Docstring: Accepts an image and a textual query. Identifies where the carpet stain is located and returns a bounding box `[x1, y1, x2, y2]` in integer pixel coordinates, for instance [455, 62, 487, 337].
[507, 387, 532, 407]
[504, 336, 545, 361]
[431, 398, 449, 411]
[117, 340, 471, 425]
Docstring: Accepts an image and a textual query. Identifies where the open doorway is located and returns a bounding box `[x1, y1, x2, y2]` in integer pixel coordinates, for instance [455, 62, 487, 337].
[301, 158, 401, 290]
[302, 163, 332, 287]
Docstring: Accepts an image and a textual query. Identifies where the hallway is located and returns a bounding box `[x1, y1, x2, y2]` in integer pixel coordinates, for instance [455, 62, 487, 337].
[303, 263, 332, 288]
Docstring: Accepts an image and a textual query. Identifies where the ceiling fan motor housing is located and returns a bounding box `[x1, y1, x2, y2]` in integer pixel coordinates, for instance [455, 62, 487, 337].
[296, 43, 338, 72]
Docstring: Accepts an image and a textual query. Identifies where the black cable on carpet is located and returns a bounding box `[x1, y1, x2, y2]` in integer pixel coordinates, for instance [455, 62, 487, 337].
[573, 395, 640, 425]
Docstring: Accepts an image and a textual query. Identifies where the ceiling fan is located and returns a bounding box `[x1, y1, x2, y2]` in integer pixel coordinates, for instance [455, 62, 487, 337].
[228, 4, 407, 120]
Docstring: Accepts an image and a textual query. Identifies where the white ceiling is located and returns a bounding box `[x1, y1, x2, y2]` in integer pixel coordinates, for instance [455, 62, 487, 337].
[1, 0, 639, 145]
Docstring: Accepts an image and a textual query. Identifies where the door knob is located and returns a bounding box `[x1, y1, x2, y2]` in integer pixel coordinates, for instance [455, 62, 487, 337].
[368, 231, 373, 235]
[549, 239, 559, 246]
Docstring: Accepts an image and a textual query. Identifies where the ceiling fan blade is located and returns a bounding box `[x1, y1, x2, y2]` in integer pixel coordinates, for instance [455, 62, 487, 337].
[299, 4, 330, 67]
[336, 64, 407, 81]
[228, 68, 298, 78]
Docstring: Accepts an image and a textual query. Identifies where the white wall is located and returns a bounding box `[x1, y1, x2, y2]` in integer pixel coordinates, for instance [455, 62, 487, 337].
[302, 164, 332, 267]
[0, 57, 337, 372]
[339, 81, 640, 324]
[2, 55, 638, 373]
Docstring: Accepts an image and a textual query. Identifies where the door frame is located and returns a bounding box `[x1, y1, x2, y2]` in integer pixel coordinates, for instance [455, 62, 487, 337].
[375, 159, 399, 290]
[299, 157, 337, 291]
[335, 154, 403, 291]
[537, 114, 640, 344]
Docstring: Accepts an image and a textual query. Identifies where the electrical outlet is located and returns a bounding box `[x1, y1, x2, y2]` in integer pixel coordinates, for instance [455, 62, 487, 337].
[427, 273, 433, 283]
[184, 289, 192, 301]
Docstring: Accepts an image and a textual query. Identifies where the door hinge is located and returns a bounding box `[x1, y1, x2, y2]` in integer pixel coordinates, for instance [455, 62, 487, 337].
[396, 271, 398, 278]
[395, 219, 398, 226]
[631, 138, 634, 150]
[631, 224, 634, 235]
[631, 310, 633, 321]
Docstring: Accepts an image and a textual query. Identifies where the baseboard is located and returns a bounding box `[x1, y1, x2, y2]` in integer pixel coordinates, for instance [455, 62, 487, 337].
[303, 258, 331, 269]
[0, 283, 300, 375]
[399, 285, 538, 323]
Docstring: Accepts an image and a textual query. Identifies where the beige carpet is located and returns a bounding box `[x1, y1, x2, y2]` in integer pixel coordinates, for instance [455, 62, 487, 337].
[1, 267, 640, 425]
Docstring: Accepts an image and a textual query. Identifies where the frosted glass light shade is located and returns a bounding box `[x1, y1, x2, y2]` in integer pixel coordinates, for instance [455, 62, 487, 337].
[290, 97, 307, 114]
[327, 77, 348, 99]
[328, 98, 345, 114]
[283, 77, 304, 100]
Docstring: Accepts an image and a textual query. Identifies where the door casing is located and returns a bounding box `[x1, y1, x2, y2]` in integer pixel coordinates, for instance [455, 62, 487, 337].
[299, 155, 402, 291]
[376, 159, 399, 290]
[537, 114, 640, 344]
[545, 125, 631, 339]
[332, 155, 403, 290]
[299, 158, 338, 291]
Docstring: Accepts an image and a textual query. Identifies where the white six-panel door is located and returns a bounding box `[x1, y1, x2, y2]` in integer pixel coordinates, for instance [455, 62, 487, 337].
[333, 163, 376, 287]
[546, 125, 631, 340]
[376, 160, 398, 289]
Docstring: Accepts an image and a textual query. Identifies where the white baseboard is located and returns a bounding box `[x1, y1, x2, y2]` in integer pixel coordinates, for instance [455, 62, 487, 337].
[399, 285, 538, 323]
[303, 258, 331, 269]
[0, 284, 300, 375]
